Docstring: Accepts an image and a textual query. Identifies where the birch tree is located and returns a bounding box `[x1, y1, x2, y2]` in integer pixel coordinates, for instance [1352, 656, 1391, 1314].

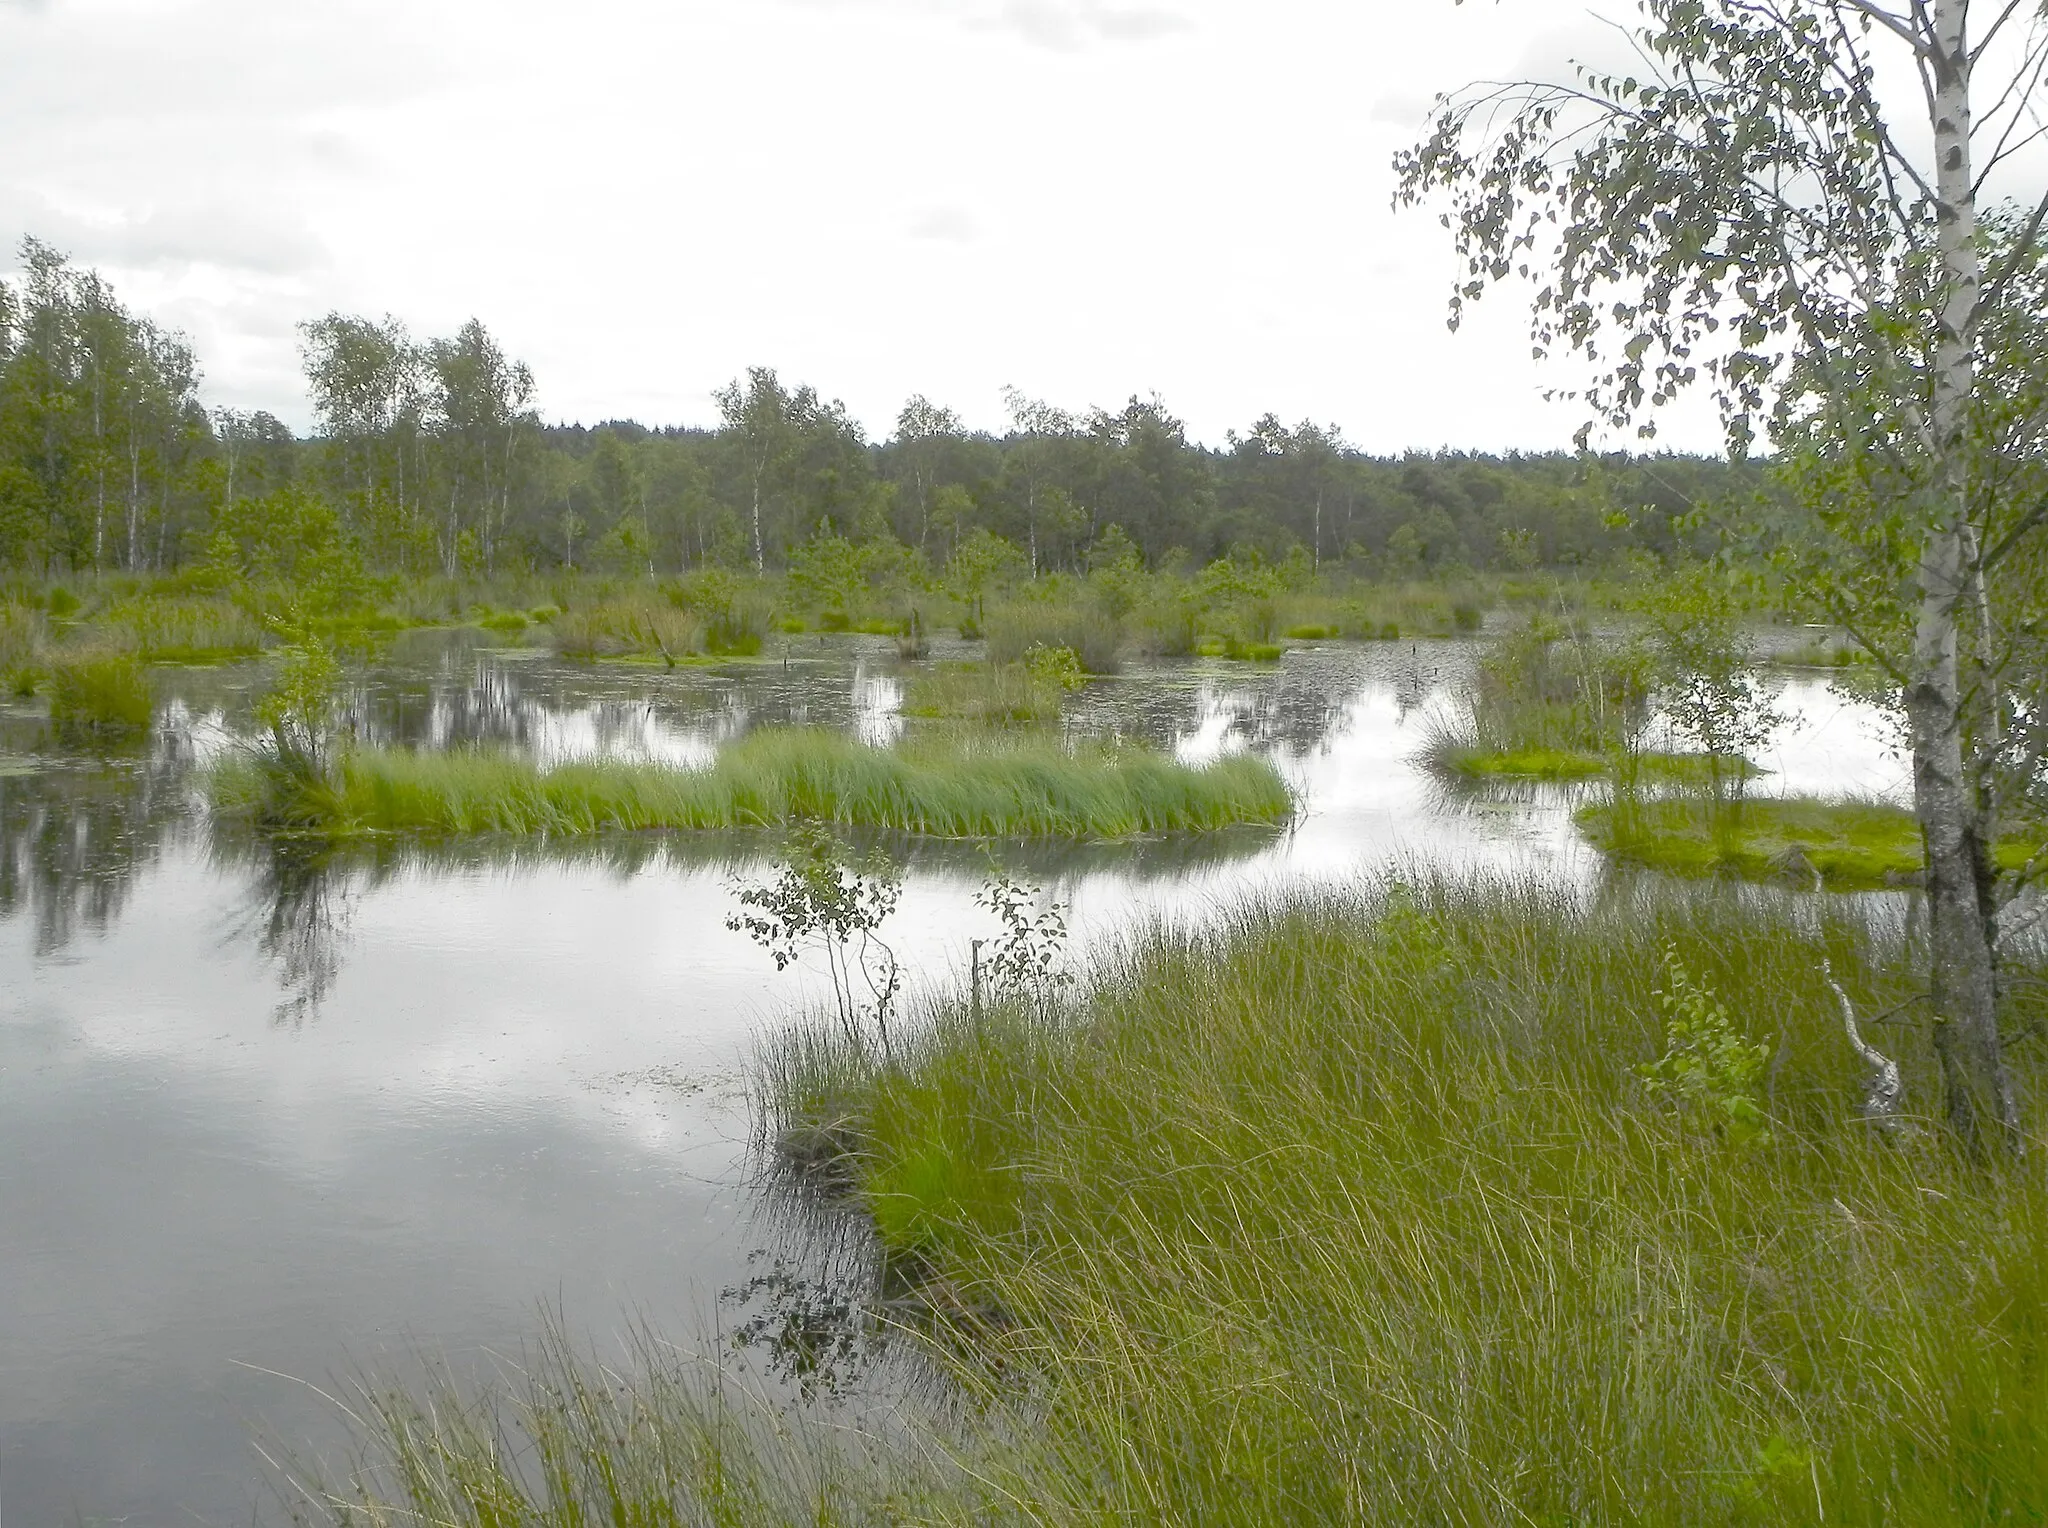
[715, 367, 796, 573]
[1397, 0, 2048, 1149]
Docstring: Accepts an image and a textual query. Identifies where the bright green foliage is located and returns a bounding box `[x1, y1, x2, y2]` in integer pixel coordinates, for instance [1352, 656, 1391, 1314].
[47, 651, 152, 741]
[207, 728, 1296, 841]
[1637, 945, 1772, 1146]
[1020, 643, 1085, 693]
[1631, 563, 1784, 817]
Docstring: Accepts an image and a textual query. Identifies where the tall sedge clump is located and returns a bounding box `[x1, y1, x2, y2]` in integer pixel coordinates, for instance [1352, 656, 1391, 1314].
[47, 651, 153, 744]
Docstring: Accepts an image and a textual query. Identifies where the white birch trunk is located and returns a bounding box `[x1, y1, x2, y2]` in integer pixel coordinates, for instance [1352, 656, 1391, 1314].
[1914, 0, 2018, 1148]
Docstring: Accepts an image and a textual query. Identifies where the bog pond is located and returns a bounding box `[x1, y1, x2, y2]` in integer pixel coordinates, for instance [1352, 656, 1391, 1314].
[0, 629, 1902, 1525]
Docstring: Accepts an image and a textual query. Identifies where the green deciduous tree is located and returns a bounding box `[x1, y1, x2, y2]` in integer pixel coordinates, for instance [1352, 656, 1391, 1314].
[1398, 0, 2048, 1150]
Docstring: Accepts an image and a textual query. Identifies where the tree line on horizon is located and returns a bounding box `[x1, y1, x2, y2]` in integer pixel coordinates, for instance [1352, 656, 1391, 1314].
[0, 237, 1755, 583]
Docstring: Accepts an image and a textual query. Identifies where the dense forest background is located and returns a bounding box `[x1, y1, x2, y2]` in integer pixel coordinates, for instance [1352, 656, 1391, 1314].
[0, 239, 1755, 582]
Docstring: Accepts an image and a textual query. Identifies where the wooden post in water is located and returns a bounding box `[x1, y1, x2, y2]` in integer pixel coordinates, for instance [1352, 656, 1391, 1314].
[970, 938, 984, 1028]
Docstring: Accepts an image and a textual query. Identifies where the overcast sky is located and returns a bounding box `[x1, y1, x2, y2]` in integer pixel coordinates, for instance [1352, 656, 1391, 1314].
[3, 0, 1736, 449]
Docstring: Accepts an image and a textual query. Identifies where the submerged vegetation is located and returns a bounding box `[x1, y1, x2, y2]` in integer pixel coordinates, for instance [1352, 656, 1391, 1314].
[208, 728, 1294, 842]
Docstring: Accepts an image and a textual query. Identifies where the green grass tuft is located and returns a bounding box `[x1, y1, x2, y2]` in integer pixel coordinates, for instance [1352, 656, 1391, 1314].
[48, 651, 153, 741]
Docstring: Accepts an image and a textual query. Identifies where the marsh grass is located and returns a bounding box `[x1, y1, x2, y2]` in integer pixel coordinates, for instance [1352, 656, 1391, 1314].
[1426, 736, 1762, 786]
[1422, 614, 1651, 786]
[208, 728, 1294, 841]
[903, 662, 1065, 726]
[752, 876, 2048, 1525]
[48, 651, 153, 742]
[1578, 794, 2046, 889]
[99, 596, 267, 661]
[0, 601, 46, 693]
[985, 605, 1124, 675]
[551, 599, 706, 663]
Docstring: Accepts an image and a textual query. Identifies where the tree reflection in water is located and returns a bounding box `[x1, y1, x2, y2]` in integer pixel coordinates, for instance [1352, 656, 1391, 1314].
[0, 755, 186, 955]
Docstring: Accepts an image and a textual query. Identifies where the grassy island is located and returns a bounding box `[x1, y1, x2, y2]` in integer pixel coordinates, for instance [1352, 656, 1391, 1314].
[207, 727, 1294, 841]
[1577, 794, 2046, 889]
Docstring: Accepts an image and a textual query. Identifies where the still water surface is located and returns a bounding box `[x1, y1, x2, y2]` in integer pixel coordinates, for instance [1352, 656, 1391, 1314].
[0, 631, 1901, 1524]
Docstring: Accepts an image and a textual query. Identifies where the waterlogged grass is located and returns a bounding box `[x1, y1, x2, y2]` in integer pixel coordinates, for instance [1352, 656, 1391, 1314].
[1578, 795, 2047, 889]
[209, 729, 1294, 841]
[746, 878, 2048, 1524]
[1197, 636, 1287, 662]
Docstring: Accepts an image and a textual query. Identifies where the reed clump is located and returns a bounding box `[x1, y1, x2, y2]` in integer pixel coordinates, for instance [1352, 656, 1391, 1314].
[47, 650, 153, 742]
[208, 728, 1294, 841]
[756, 876, 2048, 1524]
[905, 662, 1063, 726]
[985, 604, 1124, 675]
[1424, 615, 1646, 779]
[276, 1319, 945, 1527]
[98, 595, 267, 662]
[551, 599, 706, 663]
[0, 601, 46, 694]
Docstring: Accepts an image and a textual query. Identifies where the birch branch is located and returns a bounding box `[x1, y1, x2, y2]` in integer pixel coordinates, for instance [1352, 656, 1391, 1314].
[1823, 955, 1911, 1133]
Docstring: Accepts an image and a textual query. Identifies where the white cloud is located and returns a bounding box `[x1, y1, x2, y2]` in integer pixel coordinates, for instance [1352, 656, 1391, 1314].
[0, 0, 1733, 452]
[907, 205, 980, 242]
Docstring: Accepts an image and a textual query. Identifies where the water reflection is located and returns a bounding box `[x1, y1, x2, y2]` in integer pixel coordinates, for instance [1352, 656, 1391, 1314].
[0, 755, 188, 955]
[221, 840, 358, 1026]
